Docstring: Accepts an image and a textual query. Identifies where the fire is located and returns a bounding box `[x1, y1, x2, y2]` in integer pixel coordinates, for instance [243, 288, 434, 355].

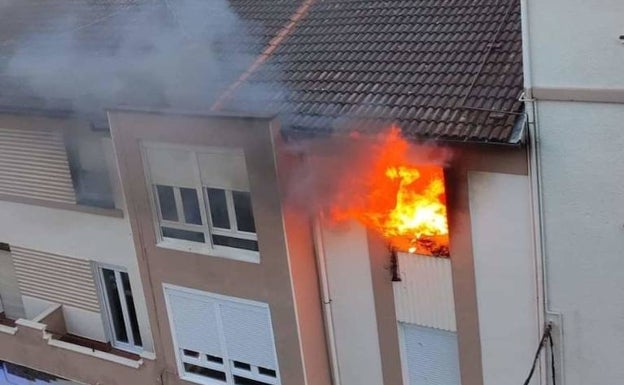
[330, 127, 450, 256]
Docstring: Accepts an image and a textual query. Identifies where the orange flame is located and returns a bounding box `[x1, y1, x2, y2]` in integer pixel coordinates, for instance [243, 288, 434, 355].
[330, 127, 450, 256]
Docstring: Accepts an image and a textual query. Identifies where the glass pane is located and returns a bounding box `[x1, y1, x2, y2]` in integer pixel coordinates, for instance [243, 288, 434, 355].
[162, 227, 206, 243]
[183, 363, 226, 381]
[258, 367, 277, 377]
[212, 235, 259, 251]
[181, 188, 202, 225]
[101, 269, 128, 343]
[207, 188, 230, 229]
[232, 191, 256, 233]
[234, 376, 272, 385]
[156, 185, 178, 221]
[120, 272, 142, 347]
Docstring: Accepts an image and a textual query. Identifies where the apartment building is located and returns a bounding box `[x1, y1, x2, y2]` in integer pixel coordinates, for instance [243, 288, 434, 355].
[0, 1, 549, 385]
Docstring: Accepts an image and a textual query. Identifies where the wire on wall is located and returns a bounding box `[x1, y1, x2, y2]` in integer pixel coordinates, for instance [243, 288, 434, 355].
[522, 322, 556, 385]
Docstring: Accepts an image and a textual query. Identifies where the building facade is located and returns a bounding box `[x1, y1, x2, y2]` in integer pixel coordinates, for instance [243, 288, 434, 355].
[523, 0, 624, 383]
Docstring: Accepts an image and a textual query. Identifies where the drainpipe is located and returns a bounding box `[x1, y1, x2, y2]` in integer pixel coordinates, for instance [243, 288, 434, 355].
[521, 0, 554, 383]
[312, 218, 342, 385]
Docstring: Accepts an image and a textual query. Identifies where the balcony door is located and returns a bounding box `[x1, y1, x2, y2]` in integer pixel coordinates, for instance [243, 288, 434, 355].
[97, 265, 142, 352]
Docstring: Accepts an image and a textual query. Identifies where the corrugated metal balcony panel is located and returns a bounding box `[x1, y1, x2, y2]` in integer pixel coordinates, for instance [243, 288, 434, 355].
[0, 127, 76, 204]
[393, 252, 457, 332]
[10, 246, 100, 313]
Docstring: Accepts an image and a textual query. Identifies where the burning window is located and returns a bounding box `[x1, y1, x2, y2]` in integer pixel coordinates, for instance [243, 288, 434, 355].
[329, 128, 450, 257]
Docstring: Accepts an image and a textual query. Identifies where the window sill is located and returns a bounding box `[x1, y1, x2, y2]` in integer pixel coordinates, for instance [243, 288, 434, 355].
[0, 193, 124, 218]
[157, 239, 260, 264]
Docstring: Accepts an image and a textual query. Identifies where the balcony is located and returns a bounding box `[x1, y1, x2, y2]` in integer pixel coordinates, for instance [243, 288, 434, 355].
[0, 303, 158, 385]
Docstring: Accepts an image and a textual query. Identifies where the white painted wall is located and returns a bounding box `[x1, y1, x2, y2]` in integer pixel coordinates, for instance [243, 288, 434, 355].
[319, 220, 384, 385]
[468, 172, 540, 385]
[526, 0, 624, 89]
[536, 101, 624, 385]
[0, 200, 154, 351]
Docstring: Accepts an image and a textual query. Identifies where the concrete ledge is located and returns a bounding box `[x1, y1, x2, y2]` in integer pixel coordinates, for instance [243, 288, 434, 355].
[0, 324, 17, 335]
[0, 193, 124, 218]
[530, 86, 624, 104]
[46, 336, 144, 369]
[15, 318, 47, 331]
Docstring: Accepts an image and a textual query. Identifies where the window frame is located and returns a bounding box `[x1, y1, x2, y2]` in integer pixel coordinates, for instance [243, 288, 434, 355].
[141, 142, 260, 263]
[95, 264, 143, 353]
[163, 284, 281, 385]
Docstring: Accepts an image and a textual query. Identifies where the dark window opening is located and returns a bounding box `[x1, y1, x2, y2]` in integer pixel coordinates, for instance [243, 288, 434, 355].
[184, 363, 227, 381]
[101, 269, 128, 343]
[258, 367, 277, 377]
[162, 227, 205, 243]
[183, 349, 200, 358]
[156, 185, 178, 221]
[207, 188, 230, 229]
[232, 191, 256, 233]
[233, 361, 251, 370]
[65, 135, 115, 209]
[120, 272, 142, 347]
[212, 235, 258, 251]
[234, 375, 271, 385]
[181, 188, 202, 225]
[207, 355, 224, 364]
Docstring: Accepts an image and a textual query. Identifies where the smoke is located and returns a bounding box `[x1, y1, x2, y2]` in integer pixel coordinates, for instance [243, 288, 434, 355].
[1, 0, 279, 117]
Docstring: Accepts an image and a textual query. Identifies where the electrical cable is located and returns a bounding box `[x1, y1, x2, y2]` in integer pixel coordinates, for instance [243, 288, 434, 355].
[522, 323, 555, 385]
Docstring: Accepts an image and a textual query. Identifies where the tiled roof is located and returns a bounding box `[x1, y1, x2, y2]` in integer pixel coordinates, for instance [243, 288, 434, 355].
[0, 0, 525, 143]
[227, 0, 525, 143]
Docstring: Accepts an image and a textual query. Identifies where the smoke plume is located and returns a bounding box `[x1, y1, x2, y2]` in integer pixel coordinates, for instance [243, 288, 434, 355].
[1, 0, 279, 117]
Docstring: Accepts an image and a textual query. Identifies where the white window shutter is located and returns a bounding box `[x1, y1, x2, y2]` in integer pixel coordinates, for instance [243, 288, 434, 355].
[197, 152, 249, 191]
[401, 323, 461, 385]
[144, 146, 196, 188]
[167, 291, 222, 357]
[219, 302, 277, 370]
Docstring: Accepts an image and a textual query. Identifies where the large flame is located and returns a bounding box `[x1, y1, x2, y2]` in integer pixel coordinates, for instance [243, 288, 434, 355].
[330, 127, 450, 256]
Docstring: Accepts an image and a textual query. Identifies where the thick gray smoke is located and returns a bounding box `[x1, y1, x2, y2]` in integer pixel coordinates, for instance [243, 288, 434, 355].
[1, 0, 274, 117]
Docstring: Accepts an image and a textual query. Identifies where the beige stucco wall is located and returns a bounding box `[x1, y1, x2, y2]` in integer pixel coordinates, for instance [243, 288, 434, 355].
[108, 110, 330, 385]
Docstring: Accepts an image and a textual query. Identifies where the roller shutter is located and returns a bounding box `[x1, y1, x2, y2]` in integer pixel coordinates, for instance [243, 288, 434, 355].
[0, 127, 76, 204]
[401, 323, 461, 385]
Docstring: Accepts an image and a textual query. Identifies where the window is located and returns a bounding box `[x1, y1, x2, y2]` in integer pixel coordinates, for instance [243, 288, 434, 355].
[143, 143, 259, 261]
[65, 132, 116, 209]
[164, 285, 280, 385]
[98, 266, 143, 352]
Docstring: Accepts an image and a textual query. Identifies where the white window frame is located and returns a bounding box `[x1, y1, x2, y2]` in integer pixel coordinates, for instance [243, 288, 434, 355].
[141, 142, 260, 263]
[163, 283, 281, 385]
[95, 264, 143, 353]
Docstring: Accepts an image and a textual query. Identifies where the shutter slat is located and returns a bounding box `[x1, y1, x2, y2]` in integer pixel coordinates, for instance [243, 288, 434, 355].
[0, 127, 76, 203]
[402, 324, 461, 385]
